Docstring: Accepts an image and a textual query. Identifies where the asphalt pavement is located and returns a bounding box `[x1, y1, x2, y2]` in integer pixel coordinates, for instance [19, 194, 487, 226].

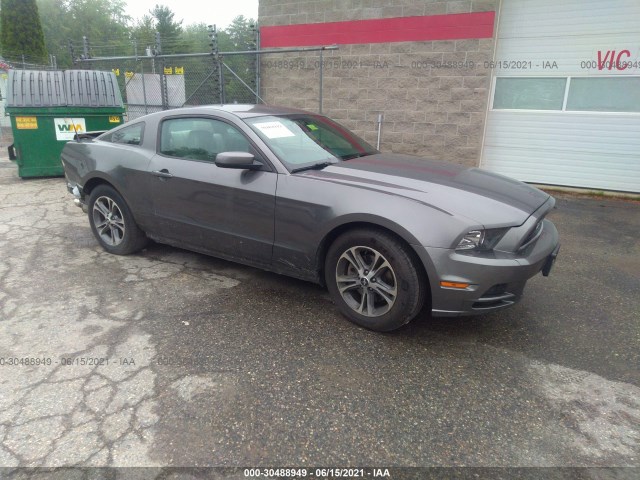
[0, 154, 638, 475]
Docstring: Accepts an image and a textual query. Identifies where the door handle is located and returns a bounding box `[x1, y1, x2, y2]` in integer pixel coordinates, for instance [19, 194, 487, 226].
[151, 169, 173, 179]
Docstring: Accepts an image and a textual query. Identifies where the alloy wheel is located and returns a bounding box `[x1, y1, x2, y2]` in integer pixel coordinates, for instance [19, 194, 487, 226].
[92, 196, 126, 246]
[335, 246, 398, 317]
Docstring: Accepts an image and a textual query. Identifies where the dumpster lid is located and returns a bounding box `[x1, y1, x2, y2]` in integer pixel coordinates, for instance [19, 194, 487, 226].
[65, 70, 123, 107]
[6, 69, 124, 108]
[6, 70, 66, 107]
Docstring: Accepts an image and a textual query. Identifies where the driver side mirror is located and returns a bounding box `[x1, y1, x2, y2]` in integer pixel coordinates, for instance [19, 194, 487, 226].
[215, 152, 263, 170]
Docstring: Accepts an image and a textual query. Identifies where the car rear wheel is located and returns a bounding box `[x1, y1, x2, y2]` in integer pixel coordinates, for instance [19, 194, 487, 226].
[325, 228, 426, 331]
[88, 185, 147, 255]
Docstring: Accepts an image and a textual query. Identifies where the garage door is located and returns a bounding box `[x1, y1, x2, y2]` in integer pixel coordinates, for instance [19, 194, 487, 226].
[481, 0, 640, 193]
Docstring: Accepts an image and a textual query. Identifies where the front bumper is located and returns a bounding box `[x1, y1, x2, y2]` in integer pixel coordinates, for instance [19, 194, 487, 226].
[415, 219, 560, 317]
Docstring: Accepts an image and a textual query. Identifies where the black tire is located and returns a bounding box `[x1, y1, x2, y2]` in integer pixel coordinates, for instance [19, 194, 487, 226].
[325, 228, 426, 332]
[87, 185, 148, 255]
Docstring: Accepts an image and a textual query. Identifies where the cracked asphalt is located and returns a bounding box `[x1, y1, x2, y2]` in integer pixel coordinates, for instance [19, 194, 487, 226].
[0, 152, 638, 472]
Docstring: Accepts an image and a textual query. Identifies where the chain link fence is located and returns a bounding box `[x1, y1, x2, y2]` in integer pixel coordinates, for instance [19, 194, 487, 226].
[79, 52, 260, 122]
[1, 40, 335, 151]
[0, 31, 262, 149]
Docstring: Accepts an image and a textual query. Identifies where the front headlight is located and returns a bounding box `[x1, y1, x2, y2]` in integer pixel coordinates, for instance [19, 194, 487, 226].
[456, 230, 483, 250]
[456, 228, 509, 251]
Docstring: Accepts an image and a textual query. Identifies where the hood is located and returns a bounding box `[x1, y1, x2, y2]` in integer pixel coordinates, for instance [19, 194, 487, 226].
[299, 153, 550, 226]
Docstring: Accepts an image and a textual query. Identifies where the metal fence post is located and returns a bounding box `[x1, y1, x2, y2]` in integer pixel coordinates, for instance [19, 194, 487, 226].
[255, 24, 261, 104]
[218, 55, 225, 104]
[319, 49, 323, 114]
[141, 61, 148, 114]
[155, 32, 169, 110]
[377, 113, 384, 150]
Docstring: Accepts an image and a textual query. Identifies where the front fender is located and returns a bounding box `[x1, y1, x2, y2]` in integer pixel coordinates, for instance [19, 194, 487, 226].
[273, 174, 476, 281]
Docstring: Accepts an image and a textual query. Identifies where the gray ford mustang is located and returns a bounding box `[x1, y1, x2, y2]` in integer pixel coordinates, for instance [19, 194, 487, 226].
[62, 104, 559, 331]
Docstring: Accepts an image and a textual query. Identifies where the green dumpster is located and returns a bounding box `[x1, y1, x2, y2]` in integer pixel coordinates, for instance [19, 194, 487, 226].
[6, 69, 125, 178]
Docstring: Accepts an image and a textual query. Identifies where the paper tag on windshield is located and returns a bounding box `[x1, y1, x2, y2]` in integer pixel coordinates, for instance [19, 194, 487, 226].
[254, 121, 295, 139]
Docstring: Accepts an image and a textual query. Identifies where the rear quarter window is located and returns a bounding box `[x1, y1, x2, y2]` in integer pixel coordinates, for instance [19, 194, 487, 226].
[101, 122, 145, 146]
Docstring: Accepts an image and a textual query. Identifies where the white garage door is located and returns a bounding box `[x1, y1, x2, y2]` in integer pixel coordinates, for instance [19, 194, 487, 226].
[481, 0, 640, 193]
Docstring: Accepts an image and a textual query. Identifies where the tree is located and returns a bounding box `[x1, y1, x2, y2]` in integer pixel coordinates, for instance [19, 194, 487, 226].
[131, 14, 156, 52]
[180, 23, 209, 53]
[1, 0, 47, 63]
[36, 0, 72, 65]
[64, 0, 131, 56]
[221, 15, 258, 101]
[226, 15, 256, 51]
[35, 0, 131, 67]
[150, 4, 182, 54]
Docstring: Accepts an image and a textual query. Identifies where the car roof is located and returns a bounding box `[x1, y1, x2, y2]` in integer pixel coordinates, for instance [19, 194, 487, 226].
[148, 104, 314, 120]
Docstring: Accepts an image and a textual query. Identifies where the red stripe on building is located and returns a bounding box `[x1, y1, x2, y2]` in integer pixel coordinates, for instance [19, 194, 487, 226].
[260, 12, 495, 48]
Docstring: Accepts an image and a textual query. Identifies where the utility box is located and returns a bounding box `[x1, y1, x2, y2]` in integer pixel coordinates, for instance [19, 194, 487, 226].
[5, 69, 125, 178]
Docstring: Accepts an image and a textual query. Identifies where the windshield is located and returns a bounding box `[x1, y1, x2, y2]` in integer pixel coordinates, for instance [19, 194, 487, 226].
[245, 114, 378, 171]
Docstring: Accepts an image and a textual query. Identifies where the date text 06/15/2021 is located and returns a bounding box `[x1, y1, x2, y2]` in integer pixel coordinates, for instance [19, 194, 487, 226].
[243, 468, 391, 478]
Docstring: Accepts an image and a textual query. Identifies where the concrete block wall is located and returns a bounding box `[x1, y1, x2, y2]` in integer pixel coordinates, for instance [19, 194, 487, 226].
[259, 0, 498, 166]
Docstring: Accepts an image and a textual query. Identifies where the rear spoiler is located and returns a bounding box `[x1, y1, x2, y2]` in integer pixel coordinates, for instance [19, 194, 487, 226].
[74, 131, 107, 141]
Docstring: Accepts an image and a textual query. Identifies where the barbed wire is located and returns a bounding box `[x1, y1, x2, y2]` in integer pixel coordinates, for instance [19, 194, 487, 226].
[1, 24, 257, 71]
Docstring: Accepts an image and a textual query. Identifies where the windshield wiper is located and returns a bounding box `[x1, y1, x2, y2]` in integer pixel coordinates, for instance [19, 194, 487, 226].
[290, 161, 336, 173]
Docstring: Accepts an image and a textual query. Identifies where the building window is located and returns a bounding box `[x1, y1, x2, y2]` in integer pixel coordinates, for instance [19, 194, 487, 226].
[566, 77, 640, 113]
[493, 76, 640, 113]
[493, 78, 567, 110]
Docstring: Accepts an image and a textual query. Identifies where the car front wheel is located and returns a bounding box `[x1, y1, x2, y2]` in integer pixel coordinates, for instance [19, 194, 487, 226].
[325, 229, 426, 331]
[88, 185, 147, 255]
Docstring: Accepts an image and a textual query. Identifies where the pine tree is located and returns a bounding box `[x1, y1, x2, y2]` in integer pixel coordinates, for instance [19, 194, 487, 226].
[150, 5, 183, 54]
[1, 0, 47, 63]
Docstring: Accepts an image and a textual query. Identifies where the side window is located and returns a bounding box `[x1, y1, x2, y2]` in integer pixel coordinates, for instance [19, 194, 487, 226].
[108, 123, 144, 145]
[159, 117, 252, 162]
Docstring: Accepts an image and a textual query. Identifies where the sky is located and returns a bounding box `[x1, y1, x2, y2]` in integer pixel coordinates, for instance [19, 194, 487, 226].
[124, 0, 259, 28]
